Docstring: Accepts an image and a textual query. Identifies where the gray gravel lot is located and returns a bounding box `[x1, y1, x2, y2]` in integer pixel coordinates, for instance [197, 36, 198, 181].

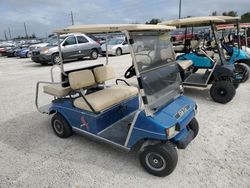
[0, 55, 249, 188]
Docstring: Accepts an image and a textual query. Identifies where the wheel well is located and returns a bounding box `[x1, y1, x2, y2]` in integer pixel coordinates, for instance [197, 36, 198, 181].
[90, 48, 98, 52]
[49, 110, 57, 115]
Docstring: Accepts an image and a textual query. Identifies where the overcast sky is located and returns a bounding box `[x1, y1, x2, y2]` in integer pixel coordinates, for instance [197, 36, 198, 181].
[0, 0, 249, 39]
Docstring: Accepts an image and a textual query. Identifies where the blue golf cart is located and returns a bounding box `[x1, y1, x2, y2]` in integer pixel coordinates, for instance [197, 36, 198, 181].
[161, 17, 246, 104]
[215, 16, 250, 82]
[35, 24, 199, 177]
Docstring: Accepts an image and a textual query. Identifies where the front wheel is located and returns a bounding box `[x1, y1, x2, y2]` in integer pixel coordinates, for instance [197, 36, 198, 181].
[139, 142, 178, 177]
[210, 80, 236, 104]
[115, 48, 122, 56]
[89, 49, 98, 60]
[51, 54, 61, 64]
[235, 63, 250, 83]
[188, 118, 199, 139]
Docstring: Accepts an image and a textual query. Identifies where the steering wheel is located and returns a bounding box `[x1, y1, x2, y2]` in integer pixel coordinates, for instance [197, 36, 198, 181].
[124, 65, 136, 79]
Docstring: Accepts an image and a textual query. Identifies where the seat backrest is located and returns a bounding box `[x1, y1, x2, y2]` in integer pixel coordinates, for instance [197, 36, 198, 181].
[224, 36, 229, 43]
[211, 40, 216, 48]
[93, 65, 116, 83]
[191, 40, 200, 50]
[68, 70, 96, 90]
[160, 48, 175, 61]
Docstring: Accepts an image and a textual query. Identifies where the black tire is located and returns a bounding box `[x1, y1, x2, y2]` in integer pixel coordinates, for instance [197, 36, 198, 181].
[51, 113, 73, 138]
[51, 53, 61, 64]
[89, 49, 98, 60]
[235, 63, 250, 83]
[233, 83, 240, 89]
[188, 118, 199, 139]
[26, 52, 31, 58]
[210, 80, 236, 104]
[115, 48, 122, 56]
[139, 142, 178, 177]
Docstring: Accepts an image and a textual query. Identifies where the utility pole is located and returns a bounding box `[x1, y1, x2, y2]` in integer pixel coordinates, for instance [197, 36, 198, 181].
[24, 22, 28, 38]
[178, 0, 182, 19]
[8, 27, 12, 39]
[4, 30, 8, 40]
[70, 11, 74, 25]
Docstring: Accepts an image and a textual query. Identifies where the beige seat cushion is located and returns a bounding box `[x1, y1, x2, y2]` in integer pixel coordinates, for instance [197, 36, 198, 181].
[196, 50, 214, 58]
[43, 84, 71, 97]
[69, 69, 96, 90]
[74, 85, 138, 112]
[93, 65, 116, 83]
[191, 40, 200, 49]
[177, 60, 193, 70]
[206, 51, 214, 58]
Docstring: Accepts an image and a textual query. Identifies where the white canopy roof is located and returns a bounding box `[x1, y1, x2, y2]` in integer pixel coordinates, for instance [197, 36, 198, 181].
[54, 24, 176, 34]
[160, 16, 225, 26]
[213, 16, 240, 23]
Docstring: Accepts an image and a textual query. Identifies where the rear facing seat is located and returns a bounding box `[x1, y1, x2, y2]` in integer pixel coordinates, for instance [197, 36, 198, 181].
[177, 60, 193, 70]
[43, 84, 71, 98]
[70, 65, 138, 113]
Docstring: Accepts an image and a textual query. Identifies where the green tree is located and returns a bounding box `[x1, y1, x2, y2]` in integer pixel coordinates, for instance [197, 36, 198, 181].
[145, 18, 161, 24]
[241, 12, 250, 23]
[211, 11, 218, 16]
[222, 11, 238, 17]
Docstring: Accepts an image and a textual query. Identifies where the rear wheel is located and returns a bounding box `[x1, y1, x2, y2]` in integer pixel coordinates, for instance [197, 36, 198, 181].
[139, 142, 178, 177]
[115, 48, 122, 56]
[89, 49, 98, 60]
[26, 52, 31, 58]
[235, 63, 250, 83]
[51, 54, 61, 64]
[210, 80, 236, 104]
[51, 113, 73, 138]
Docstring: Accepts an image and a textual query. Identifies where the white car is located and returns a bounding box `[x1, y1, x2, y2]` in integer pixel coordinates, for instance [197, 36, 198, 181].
[101, 38, 129, 56]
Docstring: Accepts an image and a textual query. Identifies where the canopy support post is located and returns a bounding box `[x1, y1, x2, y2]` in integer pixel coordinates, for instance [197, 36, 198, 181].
[57, 33, 66, 76]
[123, 30, 152, 117]
[105, 32, 109, 65]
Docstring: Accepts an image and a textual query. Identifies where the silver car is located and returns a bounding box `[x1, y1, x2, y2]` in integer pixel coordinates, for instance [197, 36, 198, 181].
[31, 33, 101, 65]
[101, 38, 130, 56]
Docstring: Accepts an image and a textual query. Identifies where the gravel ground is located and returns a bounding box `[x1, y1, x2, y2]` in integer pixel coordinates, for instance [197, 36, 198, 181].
[0, 55, 249, 188]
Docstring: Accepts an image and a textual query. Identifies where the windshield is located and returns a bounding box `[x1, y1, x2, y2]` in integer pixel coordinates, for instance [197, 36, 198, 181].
[108, 38, 124, 45]
[47, 36, 67, 46]
[130, 31, 182, 113]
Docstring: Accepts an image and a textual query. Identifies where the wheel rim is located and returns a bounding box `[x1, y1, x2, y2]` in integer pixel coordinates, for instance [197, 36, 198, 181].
[54, 56, 60, 64]
[145, 152, 166, 171]
[53, 120, 64, 134]
[91, 51, 98, 59]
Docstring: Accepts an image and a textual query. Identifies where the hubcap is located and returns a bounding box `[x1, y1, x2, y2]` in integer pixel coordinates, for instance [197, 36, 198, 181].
[218, 88, 227, 96]
[54, 56, 60, 64]
[92, 51, 98, 59]
[53, 120, 63, 134]
[117, 49, 121, 56]
[145, 152, 166, 171]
